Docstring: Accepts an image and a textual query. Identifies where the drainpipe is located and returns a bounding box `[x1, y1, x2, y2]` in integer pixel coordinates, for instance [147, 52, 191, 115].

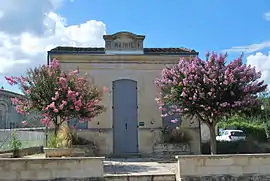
[45, 51, 50, 146]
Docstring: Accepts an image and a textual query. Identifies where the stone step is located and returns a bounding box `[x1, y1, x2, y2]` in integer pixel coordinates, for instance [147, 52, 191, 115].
[104, 173, 176, 181]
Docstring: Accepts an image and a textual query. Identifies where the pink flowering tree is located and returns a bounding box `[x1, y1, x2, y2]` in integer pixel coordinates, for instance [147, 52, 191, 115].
[5, 59, 105, 135]
[155, 52, 267, 154]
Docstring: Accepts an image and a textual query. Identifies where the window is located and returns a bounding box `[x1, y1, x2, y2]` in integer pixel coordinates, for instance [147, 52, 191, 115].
[231, 131, 245, 136]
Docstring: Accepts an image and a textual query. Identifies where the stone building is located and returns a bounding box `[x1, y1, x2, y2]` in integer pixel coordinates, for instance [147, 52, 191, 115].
[48, 31, 202, 156]
[0, 89, 24, 129]
[0, 89, 43, 129]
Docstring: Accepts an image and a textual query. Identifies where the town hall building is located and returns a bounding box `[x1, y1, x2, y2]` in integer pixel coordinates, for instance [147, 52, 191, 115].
[47, 31, 202, 156]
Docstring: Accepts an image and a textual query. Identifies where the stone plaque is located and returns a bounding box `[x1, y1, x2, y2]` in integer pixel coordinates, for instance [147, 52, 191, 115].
[103, 31, 145, 52]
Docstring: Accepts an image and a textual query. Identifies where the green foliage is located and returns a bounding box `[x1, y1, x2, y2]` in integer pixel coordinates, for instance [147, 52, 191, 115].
[56, 125, 75, 148]
[47, 133, 58, 148]
[202, 140, 270, 154]
[218, 115, 267, 142]
[161, 127, 190, 143]
[9, 131, 22, 157]
[47, 125, 76, 148]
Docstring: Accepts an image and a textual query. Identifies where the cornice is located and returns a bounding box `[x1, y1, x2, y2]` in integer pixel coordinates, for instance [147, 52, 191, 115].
[51, 54, 194, 65]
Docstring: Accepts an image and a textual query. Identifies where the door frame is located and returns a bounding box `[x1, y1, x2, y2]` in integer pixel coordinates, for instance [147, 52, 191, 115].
[112, 79, 139, 154]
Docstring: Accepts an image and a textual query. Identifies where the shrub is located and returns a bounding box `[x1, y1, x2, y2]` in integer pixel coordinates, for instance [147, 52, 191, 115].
[218, 115, 267, 142]
[9, 131, 22, 157]
[47, 125, 76, 148]
[57, 125, 75, 148]
[161, 126, 190, 143]
[202, 140, 270, 154]
[47, 133, 58, 148]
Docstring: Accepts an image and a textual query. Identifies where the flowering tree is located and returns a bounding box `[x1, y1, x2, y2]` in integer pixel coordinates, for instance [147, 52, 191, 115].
[155, 53, 267, 154]
[5, 59, 105, 135]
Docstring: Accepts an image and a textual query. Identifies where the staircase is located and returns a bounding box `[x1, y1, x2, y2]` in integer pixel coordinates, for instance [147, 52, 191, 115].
[104, 173, 176, 181]
[104, 158, 177, 181]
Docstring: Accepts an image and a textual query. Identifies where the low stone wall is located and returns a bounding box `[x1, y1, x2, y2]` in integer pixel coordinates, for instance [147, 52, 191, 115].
[153, 143, 190, 158]
[175, 154, 270, 181]
[0, 157, 104, 180]
[0, 146, 43, 157]
[72, 144, 98, 157]
[104, 173, 176, 181]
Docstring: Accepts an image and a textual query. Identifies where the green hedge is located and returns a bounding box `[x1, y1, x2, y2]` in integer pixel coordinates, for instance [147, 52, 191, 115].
[218, 115, 267, 142]
[202, 140, 270, 154]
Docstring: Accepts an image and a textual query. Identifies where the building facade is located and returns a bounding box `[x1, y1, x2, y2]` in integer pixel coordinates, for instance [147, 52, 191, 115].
[48, 31, 201, 155]
[0, 89, 43, 129]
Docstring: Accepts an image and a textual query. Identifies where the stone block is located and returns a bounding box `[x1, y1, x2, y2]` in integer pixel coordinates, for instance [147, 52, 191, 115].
[27, 162, 44, 170]
[69, 169, 92, 178]
[205, 157, 234, 166]
[19, 170, 37, 180]
[258, 165, 270, 174]
[242, 165, 259, 174]
[0, 171, 18, 180]
[196, 166, 228, 176]
[248, 157, 265, 165]
[42, 160, 59, 169]
[9, 161, 26, 170]
[36, 169, 52, 180]
[51, 169, 70, 178]
[227, 166, 243, 176]
[233, 156, 249, 166]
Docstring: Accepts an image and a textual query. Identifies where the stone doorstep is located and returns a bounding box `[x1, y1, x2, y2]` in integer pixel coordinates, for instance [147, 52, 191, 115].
[104, 173, 176, 181]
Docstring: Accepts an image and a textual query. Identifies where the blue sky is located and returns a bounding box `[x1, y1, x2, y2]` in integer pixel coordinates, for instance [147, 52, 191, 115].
[57, 0, 270, 59]
[0, 0, 270, 93]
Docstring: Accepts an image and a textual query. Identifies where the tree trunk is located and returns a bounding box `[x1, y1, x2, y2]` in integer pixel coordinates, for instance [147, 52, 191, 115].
[54, 124, 59, 136]
[209, 125, 217, 154]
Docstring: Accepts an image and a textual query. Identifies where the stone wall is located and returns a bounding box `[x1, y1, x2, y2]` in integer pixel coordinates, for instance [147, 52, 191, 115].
[0, 146, 43, 156]
[175, 154, 270, 181]
[50, 53, 199, 156]
[153, 143, 190, 158]
[0, 157, 104, 180]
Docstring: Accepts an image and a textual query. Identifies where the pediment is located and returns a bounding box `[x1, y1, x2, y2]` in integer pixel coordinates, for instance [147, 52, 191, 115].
[103, 31, 145, 41]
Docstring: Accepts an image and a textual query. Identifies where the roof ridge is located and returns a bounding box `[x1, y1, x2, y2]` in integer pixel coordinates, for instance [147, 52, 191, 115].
[48, 46, 199, 54]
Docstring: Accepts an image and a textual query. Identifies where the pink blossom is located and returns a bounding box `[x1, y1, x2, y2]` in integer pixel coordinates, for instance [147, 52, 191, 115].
[49, 102, 56, 109]
[155, 52, 267, 125]
[5, 58, 105, 128]
[171, 119, 178, 123]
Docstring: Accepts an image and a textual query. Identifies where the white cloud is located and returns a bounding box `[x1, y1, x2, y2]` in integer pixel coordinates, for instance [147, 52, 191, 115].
[223, 41, 270, 53]
[223, 11, 270, 54]
[246, 52, 270, 85]
[0, 0, 106, 78]
[265, 12, 270, 21]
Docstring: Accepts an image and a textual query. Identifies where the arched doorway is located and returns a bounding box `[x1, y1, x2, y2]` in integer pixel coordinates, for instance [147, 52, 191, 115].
[0, 101, 8, 129]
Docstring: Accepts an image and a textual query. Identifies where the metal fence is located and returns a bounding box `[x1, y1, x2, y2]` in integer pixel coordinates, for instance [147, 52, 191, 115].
[0, 127, 46, 151]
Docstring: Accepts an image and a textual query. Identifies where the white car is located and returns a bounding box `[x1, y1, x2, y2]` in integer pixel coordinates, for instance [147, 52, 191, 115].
[216, 129, 246, 142]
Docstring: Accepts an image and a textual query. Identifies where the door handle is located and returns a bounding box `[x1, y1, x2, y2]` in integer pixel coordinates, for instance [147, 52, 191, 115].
[125, 123, 127, 130]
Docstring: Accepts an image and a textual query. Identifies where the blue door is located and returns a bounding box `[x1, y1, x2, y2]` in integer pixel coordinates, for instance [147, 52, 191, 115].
[112, 79, 138, 154]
